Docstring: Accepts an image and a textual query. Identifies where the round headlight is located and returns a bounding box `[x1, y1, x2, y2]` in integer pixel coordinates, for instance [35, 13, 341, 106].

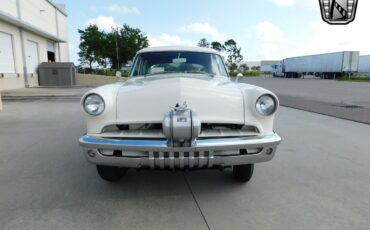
[83, 94, 105, 116]
[256, 94, 277, 116]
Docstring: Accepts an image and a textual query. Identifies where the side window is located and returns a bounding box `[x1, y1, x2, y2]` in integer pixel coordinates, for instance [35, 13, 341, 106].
[215, 55, 228, 76]
[131, 56, 142, 76]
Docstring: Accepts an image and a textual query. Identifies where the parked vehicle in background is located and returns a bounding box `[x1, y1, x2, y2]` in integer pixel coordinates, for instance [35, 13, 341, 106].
[79, 46, 281, 183]
[120, 63, 132, 75]
[358, 55, 370, 76]
[273, 51, 360, 79]
[260, 60, 280, 73]
[272, 61, 284, 78]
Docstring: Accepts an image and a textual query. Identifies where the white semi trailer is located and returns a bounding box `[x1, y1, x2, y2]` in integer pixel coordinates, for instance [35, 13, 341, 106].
[273, 51, 360, 79]
[358, 55, 370, 75]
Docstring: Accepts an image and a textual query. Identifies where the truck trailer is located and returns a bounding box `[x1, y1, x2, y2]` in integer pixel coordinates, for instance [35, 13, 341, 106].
[358, 55, 370, 75]
[273, 51, 360, 79]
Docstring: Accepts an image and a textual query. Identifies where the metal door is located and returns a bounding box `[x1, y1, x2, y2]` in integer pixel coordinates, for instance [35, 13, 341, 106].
[26, 40, 39, 74]
[0, 32, 16, 73]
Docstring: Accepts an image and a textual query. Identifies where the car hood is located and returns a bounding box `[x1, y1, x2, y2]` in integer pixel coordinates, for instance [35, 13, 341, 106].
[116, 75, 245, 124]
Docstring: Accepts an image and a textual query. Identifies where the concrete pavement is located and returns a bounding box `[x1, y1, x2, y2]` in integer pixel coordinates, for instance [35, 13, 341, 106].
[0, 98, 369, 230]
[0, 87, 92, 99]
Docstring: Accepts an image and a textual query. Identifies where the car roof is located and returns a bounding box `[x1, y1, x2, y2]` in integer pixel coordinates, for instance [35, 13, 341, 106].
[137, 46, 220, 55]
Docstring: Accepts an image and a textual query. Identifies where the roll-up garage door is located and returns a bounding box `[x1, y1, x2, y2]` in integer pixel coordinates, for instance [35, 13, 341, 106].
[26, 40, 39, 74]
[0, 32, 16, 73]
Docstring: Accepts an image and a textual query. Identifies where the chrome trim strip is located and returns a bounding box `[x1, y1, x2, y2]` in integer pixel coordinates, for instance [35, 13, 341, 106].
[79, 133, 282, 168]
[79, 133, 281, 152]
[97, 129, 259, 139]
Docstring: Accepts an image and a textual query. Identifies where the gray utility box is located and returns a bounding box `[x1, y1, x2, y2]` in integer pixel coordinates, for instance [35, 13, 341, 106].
[38, 62, 76, 87]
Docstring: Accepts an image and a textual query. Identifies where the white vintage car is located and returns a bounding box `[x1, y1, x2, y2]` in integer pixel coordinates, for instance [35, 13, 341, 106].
[79, 46, 281, 183]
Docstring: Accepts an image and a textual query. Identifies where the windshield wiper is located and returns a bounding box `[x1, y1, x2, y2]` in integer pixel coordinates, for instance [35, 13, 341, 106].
[183, 71, 216, 77]
[144, 71, 177, 77]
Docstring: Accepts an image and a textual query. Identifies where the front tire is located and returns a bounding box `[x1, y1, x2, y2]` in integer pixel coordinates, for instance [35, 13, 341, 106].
[233, 164, 254, 182]
[96, 165, 128, 182]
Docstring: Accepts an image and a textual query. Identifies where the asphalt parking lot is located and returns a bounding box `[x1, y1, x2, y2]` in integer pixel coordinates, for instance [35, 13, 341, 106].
[241, 76, 370, 124]
[1, 98, 370, 230]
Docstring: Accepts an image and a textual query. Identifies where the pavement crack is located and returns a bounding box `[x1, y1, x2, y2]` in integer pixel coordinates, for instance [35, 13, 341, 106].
[182, 172, 211, 230]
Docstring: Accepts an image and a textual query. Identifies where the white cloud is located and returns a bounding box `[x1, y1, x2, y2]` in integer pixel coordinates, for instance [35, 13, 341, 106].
[86, 16, 118, 32]
[148, 33, 195, 47]
[274, 0, 295, 7]
[106, 4, 140, 15]
[255, 21, 286, 43]
[254, 21, 294, 59]
[294, 0, 370, 55]
[254, 0, 370, 60]
[179, 22, 225, 40]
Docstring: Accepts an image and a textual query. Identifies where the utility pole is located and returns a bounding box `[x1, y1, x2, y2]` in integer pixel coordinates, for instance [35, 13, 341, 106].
[115, 27, 120, 70]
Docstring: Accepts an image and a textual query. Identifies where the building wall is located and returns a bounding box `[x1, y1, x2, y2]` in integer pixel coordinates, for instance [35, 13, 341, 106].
[0, 20, 55, 90]
[0, 0, 18, 17]
[56, 10, 69, 62]
[19, 0, 58, 36]
[0, 0, 69, 91]
[261, 65, 275, 72]
[0, 20, 24, 90]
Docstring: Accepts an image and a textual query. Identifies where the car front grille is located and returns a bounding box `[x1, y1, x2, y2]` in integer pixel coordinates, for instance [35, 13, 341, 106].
[99, 123, 260, 140]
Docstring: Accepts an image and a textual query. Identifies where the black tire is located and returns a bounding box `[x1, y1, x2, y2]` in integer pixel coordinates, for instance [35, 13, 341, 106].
[233, 164, 254, 182]
[96, 165, 128, 182]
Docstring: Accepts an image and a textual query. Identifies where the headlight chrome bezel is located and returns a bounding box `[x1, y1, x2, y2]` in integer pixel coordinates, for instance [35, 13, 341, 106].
[83, 93, 105, 116]
[255, 94, 278, 117]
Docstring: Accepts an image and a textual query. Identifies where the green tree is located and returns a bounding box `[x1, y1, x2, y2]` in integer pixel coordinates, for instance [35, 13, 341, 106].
[210, 41, 225, 52]
[78, 25, 105, 71]
[224, 39, 243, 72]
[105, 25, 149, 69]
[198, 38, 210, 48]
[240, 63, 249, 71]
[78, 24, 148, 70]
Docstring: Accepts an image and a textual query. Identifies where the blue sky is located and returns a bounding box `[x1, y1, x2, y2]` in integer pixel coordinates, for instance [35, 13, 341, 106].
[56, 0, 370, 64]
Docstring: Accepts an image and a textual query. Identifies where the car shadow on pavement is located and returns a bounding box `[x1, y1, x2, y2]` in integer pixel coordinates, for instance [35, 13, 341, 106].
[90, 169, 248, 198]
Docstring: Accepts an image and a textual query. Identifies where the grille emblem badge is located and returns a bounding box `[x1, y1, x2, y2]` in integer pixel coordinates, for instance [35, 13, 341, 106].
[319, 0, 359, 25]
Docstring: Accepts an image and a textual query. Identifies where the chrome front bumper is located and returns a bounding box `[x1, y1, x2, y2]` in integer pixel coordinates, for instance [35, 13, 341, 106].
[78, 133, 281, 169]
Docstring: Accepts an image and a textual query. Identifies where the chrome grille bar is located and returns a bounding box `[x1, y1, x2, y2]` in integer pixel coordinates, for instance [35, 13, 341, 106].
[144, 151, 217, 169]
[208, 151, 214, 168]
[199, 151, 205, 168]
[189, 151, 194, 168]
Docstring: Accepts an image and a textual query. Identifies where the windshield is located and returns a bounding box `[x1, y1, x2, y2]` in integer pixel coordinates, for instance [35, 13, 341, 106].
[130, 51, 228, 77]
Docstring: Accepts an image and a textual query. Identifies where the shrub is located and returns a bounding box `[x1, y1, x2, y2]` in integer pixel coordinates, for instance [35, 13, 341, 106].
[77, 67, 121, 77]
[242, 70, 261, 77]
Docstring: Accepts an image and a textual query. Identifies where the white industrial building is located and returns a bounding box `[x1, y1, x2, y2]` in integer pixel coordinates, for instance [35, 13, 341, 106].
[238, 61, 261, 69]
[0, 0, 69, 91]
[260, 60, 280, 72]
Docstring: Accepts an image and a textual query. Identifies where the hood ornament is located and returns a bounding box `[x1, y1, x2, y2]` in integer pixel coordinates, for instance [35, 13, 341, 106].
[170, 101, 189, 113]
